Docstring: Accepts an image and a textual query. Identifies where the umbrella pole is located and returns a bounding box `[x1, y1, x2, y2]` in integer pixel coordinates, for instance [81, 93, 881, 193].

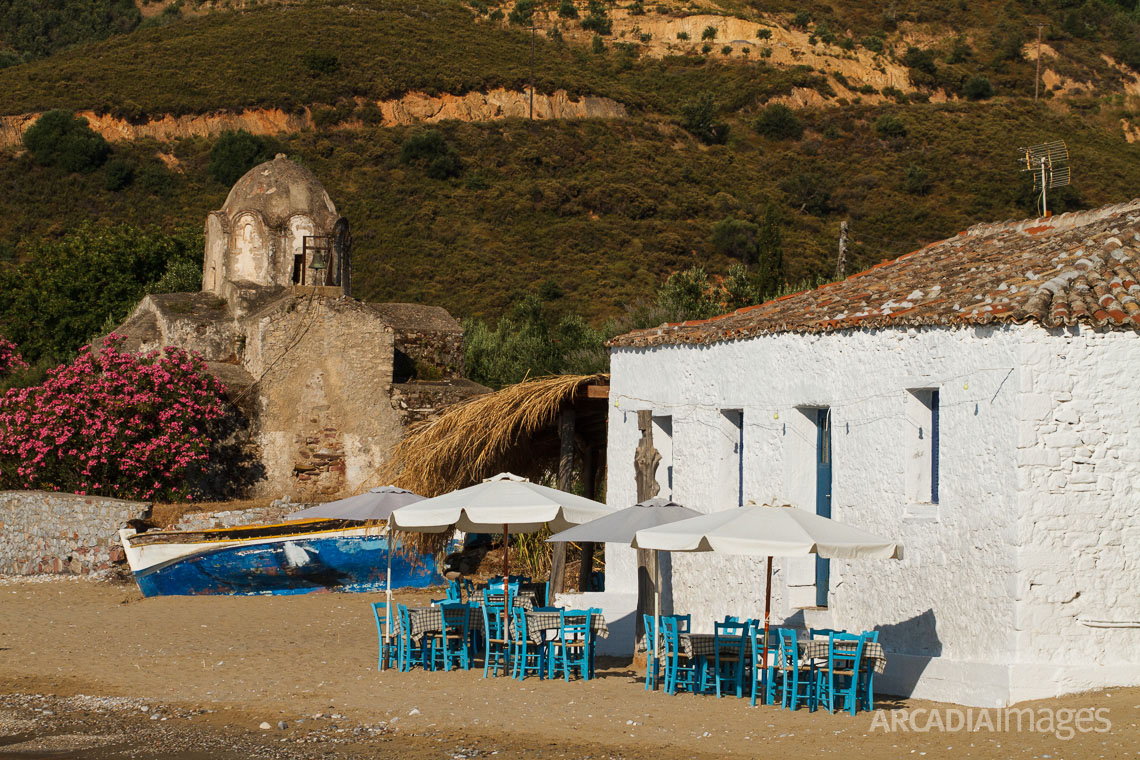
[503, 523, 510, 665]
[761, 555, 772, 704]
[383, 522, 393, 671]
[653, 549, 661, 690]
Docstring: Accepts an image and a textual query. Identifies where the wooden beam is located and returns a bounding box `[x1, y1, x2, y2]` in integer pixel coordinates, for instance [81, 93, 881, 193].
[634, 410, 661, 658]
[549, 405, 575, 597]
[585, 385, 610, 399]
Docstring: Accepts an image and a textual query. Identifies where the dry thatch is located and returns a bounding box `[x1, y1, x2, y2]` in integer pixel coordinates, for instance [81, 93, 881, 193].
[373, 373, 608, 557]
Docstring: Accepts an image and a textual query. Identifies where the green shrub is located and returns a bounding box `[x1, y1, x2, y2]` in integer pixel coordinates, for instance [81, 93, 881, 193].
[861, 35, 884, 53]
[0, 0, 140, 61]
[629, 1, 645, 14]
[757, 27, 771, 40]
[701, 42, 712, 54]
[874, 113, 907, 138]
[509, 0, 535, 25]
[721, 45, 733, 55]
[400, 129, 462, 179]
[964, 74, 994, 100]
[303, 51, 339, 75]
[547, 25, 564, 43]
[103, 158, 135, 191]
[903, 164, 932, 195]
[754, 103, 804, 140]
[23, 111, 110, 172]
[559, 0, 579, 17]
[657, 266, 720, 321]
[901, 45, 937, 75]
[792, 11, 811, 29]
[701, 25, 717, 40]
[489, 8, 504, 21]
[581, 12, 612, 34]
[207, 130, 272, 186]
[947, 36, 972, 64]
[676, 31, 689, 40]
[710, 216, 760, 264]
[679, 92, 728, 144]
[592, 34, 605, 53]
[356, 101, 383, 125]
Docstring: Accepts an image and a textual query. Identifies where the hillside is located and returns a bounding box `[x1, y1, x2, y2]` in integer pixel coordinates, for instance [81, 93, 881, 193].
[2, 0, 1140, 328]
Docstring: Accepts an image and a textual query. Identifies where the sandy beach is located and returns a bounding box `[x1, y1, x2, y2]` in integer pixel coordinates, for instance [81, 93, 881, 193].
[1, 577, 1138, 759]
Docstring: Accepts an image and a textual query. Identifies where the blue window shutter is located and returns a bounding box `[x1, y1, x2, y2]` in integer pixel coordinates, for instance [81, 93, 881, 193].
[931, 390, 940, 504]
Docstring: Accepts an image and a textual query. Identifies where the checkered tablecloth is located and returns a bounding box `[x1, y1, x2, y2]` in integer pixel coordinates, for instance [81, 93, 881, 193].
[524, 610, 609, 645]
[681, 633, 887, 674]
[482, 592, 537, 610]
[401, 606, 485, 643]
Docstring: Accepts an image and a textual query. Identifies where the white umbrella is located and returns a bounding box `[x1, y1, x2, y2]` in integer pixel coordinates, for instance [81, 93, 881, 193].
[389, 473, 613, 641]
[291, 486, 426, 670]
[633, 503, 903, 699]
[546, 497, 701, 687]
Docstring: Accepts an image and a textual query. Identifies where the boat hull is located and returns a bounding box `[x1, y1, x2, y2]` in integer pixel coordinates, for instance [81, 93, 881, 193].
[129, 532, 441, 597]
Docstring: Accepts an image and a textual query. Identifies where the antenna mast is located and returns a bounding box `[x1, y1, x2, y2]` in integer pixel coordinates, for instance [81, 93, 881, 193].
[1018, 140, 1070, 217]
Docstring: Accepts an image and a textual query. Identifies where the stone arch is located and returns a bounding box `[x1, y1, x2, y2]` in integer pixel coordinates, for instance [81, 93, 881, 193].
[228, 211, 268, 284]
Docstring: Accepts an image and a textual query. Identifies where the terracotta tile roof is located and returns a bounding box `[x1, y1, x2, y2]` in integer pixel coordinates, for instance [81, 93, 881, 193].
[610, 200, 1140, 349]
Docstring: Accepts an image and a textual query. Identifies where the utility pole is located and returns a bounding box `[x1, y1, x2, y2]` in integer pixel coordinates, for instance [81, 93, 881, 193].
[530, 12, 536, 120]
[1034, 23, 1044, 103]
[835, 220, 848, 279]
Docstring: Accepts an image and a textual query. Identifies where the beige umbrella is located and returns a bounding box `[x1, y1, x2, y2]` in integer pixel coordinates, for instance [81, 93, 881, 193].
[633, 502, 903, 700]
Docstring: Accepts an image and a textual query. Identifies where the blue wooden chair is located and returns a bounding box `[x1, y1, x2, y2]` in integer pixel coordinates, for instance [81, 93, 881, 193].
[483, 581, 521, 607]
[481, 603, 509, 678]
[809, 627, 841, 639]
[370, 602, 398, 670]
[712, 620, 749, 698]
[858, 630, 879, 711]
[436, 601, 471, 671]
[817, 632, 866, 715]
[548, 609, 592, 681]
[643, 614, 662, 690]
[749, 624, 773, 706]
[396, 603, 432, 671]
[771, 628, 815, 711]
[510, 606, 545, 680]
[661, 616, 699, 695]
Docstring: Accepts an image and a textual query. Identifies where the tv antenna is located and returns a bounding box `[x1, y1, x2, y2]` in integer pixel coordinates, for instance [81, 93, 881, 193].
[1019, 139, 1070, 217]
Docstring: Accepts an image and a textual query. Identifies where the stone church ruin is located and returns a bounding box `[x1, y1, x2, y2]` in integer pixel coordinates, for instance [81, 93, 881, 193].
[111, 154, 487, 500]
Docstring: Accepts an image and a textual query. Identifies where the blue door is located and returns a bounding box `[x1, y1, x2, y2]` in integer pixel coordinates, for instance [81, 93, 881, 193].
[815, 408, 832, 607]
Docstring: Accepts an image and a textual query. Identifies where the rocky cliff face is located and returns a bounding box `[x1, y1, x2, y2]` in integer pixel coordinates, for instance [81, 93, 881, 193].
[0, 88, 628, 149]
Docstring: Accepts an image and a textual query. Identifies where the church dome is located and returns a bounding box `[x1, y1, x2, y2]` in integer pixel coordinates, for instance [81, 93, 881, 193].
[221, 154, 340, 229]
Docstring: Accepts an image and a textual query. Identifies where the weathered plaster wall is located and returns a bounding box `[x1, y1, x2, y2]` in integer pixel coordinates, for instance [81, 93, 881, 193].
[606, 324, 1030, 706]
[0, 492, 150, 575]
[249, 298, 402, 500]
[170, 504, 299, 532]
[1012, 326, 1140, 702]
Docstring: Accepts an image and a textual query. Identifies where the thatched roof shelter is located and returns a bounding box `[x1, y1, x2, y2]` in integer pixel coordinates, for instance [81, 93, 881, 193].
[375, 373, 609, 497]
[374, 373, 610, 584]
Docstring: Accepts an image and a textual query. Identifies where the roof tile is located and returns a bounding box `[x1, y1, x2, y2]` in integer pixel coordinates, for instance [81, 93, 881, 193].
[610, 200, 1140, 349]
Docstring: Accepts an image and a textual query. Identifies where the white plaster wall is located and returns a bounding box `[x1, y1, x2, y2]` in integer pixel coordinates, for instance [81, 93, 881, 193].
[1012, 326, 1140, 702]
[229, 213, 267, 284]
[287, 215, 316, 286]
[606, 324, 1026, 705]
[202, 214, 227, 294]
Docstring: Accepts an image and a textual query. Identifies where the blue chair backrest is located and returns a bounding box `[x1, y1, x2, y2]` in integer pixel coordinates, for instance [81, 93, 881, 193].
[440, 601, 469, 633]
[828, 631, 865, 670]
[559, 608, 592, 644]
[510, 606, 528, 644]
[776, 627, 799, 668]
[861, 630, 880, 643]
[674, 614, 692, 633]
[810, 627, 841, 639]
[397, 603, 412, 638]
[371, 601, 391, 634]
[723, 615, 740, 624]
[714, 620, 749, 651]
[482, 603, 506, 639]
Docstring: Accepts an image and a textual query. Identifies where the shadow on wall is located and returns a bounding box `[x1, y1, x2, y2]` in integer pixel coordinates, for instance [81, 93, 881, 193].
[192, 402, 267, 499]
[875, 608, 942, 697]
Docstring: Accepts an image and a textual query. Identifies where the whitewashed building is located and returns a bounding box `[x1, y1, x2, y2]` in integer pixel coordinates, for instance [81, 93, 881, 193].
[580, 201, 1140, 707]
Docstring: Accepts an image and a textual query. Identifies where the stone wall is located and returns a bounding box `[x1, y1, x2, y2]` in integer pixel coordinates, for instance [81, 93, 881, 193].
[0, 491, 150, 575]
[605, 324, 1029, 706]
[1013, 326, 1140, 702]
[170, 504, 301, 531]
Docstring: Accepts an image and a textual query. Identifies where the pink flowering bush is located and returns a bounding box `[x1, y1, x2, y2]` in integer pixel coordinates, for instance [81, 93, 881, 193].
[0, 337, 28, 377]
[0, 335, 227, 500]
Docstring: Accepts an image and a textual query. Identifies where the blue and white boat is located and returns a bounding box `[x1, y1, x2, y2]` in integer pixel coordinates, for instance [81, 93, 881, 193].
[118, 519, 442, 597]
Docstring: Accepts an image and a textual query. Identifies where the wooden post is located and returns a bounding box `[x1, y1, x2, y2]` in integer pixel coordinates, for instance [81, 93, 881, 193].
[634, 410, 661, 661]
[578, 446, 597, 592]
[1034, 24, 1043, 103]
[549, 405, 575, 596]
